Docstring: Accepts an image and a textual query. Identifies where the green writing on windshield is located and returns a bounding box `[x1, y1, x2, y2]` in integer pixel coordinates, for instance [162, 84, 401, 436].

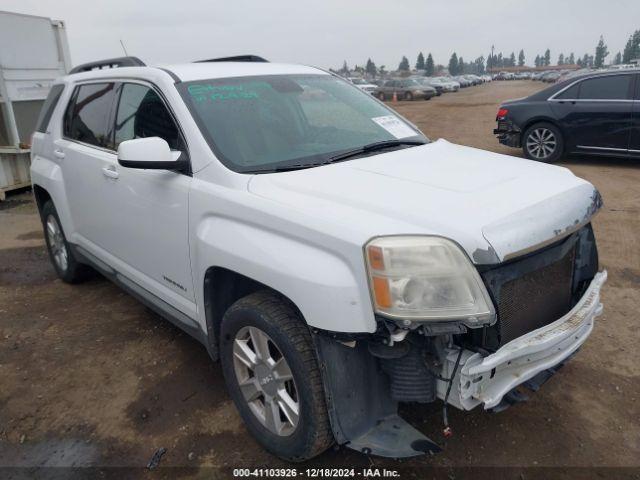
[188, 83, 271, 103]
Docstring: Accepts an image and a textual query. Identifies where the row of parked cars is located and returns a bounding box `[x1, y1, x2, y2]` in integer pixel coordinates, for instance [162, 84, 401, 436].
[349, 74, 492, 101]
[494, 70, 566, 82]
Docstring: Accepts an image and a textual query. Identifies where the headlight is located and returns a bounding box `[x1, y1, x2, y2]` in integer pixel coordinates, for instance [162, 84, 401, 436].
[365, 236, 495, 326]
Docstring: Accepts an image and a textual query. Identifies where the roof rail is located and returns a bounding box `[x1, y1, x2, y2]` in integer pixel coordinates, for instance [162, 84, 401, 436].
[69, 56, 146, 75]
[195, 55, 268, 63]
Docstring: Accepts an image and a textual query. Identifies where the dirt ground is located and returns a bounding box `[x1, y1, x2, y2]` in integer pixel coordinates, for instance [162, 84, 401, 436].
[0, 80, 639, 477]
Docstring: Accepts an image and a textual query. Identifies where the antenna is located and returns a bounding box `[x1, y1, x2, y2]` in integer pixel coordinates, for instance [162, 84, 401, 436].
[119, 39, 129, 56]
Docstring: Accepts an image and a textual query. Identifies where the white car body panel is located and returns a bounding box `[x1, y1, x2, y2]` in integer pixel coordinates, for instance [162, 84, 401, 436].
[248, 139, 599, 265]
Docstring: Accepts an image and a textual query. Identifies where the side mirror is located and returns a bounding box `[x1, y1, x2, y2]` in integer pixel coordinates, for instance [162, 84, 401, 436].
[117, 137, 188, 171]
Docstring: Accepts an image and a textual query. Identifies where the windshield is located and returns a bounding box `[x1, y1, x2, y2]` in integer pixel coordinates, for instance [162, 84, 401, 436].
[179, 74, 427, 173]
[351, 78, 366, 85]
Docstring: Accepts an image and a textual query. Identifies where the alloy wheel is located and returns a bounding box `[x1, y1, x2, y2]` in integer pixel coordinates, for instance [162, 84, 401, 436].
[46, 215, 68, 272]
[526, 127, 557, 160]
[232, 326, 299, 436]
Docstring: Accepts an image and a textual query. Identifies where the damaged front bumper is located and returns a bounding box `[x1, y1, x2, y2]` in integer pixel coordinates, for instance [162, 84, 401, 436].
[440, 270, 607, 410]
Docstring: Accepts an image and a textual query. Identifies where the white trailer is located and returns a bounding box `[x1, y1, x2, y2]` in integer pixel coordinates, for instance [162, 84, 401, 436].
[0, 10, 71, 200]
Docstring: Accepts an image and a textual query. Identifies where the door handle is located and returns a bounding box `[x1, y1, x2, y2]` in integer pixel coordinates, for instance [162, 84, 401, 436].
[53, 149, 65, 160]
[102, 166, 119, 179]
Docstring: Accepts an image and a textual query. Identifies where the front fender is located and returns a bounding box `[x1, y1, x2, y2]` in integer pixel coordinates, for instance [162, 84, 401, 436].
[192, 216, 377, 333]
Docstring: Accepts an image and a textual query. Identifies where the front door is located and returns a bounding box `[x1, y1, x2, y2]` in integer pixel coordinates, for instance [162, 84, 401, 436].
[100, 81, 196, 316]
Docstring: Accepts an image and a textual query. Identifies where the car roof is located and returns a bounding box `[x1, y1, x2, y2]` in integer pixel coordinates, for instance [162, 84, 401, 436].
[65, 61, 328, 84]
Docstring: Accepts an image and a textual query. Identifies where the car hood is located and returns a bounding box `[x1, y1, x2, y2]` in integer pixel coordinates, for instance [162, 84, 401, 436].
[248, 139, 601, 264]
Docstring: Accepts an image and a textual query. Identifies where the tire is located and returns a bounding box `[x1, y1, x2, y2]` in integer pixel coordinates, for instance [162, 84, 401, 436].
[404, 91, 413, 101]
[378, 92, 385, 101]
[41, 200, 91, 283]
[522, 122, 564, 163]
[220, 291, 333, 461]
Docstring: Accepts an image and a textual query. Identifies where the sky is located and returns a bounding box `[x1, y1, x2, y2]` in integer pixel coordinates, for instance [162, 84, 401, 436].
[1, 0, 639, 70]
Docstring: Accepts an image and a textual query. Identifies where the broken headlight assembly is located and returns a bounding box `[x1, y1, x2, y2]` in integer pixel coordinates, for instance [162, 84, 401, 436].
[365, 236, 496, 327]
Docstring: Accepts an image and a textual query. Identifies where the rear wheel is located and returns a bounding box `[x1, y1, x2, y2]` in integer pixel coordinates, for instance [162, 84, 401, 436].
[378, 92, 385, 101]
[522, 122, 563, 163]
[404, 91, 413, 101]
[220, 291, 333, 461]
[41, 200, 91, 283]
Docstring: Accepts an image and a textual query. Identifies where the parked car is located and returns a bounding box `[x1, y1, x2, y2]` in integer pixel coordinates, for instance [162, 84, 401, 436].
[430, 76, 460, 92]
[348, 77, 378, 94]
[32, 55, 607, 461]
[463, 74, 482, 85]
[453, 75, 471, 87]
[412, 76, 442, 95]
[495, 71, 515, 80]
[377, 78, 436, 101]
[542, 71, 562, 83]
[494, 69, 639, 162]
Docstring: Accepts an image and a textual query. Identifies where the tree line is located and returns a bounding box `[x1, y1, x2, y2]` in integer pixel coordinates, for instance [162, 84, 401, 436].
[337, 28, 640, 77]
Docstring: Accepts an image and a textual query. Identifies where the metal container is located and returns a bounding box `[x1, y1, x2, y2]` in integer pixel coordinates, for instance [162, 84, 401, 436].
[0, 10, 71, 199]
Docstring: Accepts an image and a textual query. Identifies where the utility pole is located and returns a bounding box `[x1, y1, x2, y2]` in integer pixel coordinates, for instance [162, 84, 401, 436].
[489, 44, 495, 71]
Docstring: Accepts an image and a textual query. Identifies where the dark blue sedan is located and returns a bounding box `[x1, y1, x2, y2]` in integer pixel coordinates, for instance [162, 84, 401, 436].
[494, 70, 639, 162]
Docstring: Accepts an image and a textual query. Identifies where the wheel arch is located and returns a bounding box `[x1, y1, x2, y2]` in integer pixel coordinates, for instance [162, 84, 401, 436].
[32, 183, 52, 214]
[520, 117, 565, 143]
[202, 266, 306, 361]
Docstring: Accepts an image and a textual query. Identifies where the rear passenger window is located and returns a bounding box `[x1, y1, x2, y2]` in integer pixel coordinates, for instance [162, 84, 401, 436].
[36, 84, 65, 133]
[64, 83, 116, 148]
[577, 75, 631, 100]
[114, 83, 182, 150]
[555, 82, 579, 100]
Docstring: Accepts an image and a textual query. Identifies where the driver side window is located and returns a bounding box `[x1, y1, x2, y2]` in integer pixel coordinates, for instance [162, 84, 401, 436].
[114, 83, 182, 150]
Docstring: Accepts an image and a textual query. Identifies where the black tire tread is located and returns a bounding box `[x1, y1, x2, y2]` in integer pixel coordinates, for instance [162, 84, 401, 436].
[224, 290, 333, 460]
[41, 200, 91, 283]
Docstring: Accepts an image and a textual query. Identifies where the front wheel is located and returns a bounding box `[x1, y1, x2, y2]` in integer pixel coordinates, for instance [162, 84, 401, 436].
[377, 92, 385, 101]
[220, 291, 333, 461]
[522, 122, 564, 163]
[404, 91, 413, 101]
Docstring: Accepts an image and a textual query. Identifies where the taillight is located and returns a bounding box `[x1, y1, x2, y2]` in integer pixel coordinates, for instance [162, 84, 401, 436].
[496, 108, 508, 120]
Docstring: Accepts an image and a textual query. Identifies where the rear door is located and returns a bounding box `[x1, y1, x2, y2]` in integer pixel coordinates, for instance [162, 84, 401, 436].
[551, 73, 634, 153]
[54, 82, 118, 245]
[630, 74, 640, 154]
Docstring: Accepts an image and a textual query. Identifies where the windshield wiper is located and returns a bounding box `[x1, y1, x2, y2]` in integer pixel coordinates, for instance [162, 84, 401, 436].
[243, 163, 327, 174]
[326, 139, 427, 163]
[243, 140, 427, 174]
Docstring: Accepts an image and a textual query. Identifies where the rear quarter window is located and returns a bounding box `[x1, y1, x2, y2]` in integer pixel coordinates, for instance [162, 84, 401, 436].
[554, 82, 580, 100]
[35, 84, 65, 133]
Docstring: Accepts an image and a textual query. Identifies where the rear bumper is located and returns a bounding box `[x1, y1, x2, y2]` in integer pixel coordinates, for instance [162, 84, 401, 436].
[439, 271, 607, 410]
[494, 120, 521, 148]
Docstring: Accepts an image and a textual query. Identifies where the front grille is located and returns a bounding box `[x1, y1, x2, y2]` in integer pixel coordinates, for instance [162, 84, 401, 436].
[470, 225, 598, 351]
[496, 247, 575, 344]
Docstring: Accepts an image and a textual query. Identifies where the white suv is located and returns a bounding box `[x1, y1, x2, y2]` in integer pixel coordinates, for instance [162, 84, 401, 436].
[31, 55, 607, 461]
